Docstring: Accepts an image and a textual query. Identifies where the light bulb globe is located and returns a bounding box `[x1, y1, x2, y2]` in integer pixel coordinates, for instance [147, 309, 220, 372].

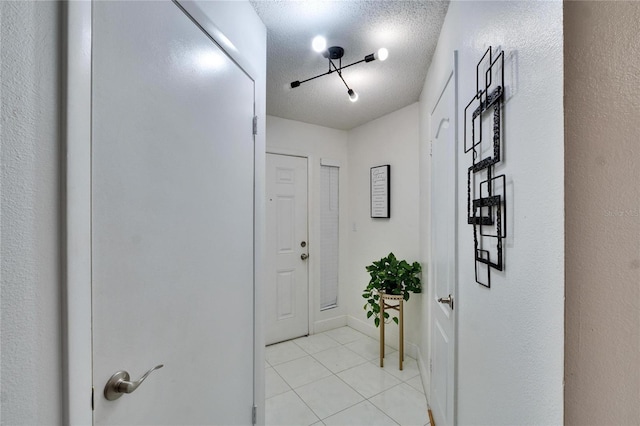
[377, 48, 389, 61]
[312, 36, 327, 53]
[348, 89, 359, 102]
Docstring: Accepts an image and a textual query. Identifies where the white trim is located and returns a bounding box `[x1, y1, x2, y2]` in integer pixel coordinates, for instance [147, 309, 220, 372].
[416, 342, 432, 404]
[303, 155, 314, 337]
[266, 147, 308, 159]
[64, 1, 93, 424]
[428, 50, 459, 425]
[175, 0, 258, 81]
[313, 315, 347, 333]
[320, 158, 341, 167]
[453, 49, 460, 425]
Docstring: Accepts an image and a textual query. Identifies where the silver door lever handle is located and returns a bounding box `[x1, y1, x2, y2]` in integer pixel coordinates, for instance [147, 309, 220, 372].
[104, 364, 164, 401]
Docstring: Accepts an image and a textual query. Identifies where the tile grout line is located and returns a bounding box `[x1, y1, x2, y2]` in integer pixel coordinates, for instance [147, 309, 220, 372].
[290, 332, 370, 422]
[266, 327, 427, 426]
[279, 333, 351, 424]
[300, 337, 393, 424]
[295, 333, 363, 422]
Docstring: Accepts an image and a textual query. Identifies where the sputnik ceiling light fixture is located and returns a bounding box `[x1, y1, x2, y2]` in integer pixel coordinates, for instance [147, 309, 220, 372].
[290, 36, 388, 102]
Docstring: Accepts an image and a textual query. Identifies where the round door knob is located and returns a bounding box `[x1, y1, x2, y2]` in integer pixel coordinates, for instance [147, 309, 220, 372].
[437, 295, 454, 310]
[300, 253, 309, 260]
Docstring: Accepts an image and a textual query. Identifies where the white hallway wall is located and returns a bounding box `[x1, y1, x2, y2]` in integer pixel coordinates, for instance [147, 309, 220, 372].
[2, 1, 574, 423]
[0, 1, 266, 424]
[1, 2, 64, 423]
[419, 1, 564, 424]
[345, 103, 422, 349]
[266, 105, 421, 351]
[254, 2, 640, 423]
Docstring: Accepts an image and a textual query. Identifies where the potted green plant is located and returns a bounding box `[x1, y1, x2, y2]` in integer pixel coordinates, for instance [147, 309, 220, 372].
[362, 252, 422, 327]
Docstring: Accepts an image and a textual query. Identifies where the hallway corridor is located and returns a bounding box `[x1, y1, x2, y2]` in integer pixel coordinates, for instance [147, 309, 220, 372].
[265, 327, 430, 426]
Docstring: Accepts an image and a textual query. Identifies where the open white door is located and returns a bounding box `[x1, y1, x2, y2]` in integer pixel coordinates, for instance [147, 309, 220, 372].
[429, 54, 458, 426]
[265, 153, 309, 345]
[91, 1, 255, 423]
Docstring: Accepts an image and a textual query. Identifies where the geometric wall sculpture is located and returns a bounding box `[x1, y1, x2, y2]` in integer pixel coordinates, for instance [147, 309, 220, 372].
[464, 46, 507, 287]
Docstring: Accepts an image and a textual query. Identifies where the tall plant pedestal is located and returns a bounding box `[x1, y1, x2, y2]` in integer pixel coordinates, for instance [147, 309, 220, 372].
[379, 293, 404, 370]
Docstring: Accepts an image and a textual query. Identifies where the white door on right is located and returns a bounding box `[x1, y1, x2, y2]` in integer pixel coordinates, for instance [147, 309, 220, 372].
[429, 55, 458, 426]
[265, 153, 309, 345]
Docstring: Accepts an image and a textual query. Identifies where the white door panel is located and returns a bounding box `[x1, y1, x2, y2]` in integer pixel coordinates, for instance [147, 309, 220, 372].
[276, 270, 295, 319]
[429, 55, 458, 426]
[266, 154, 309, 345]
[92, 1, 255, 424]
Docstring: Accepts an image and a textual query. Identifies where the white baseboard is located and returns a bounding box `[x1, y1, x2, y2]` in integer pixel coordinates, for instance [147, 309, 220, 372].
[415, 342, 432, 404]
[313, 315, 347, 333]
[346, 315, 377, 339]
[346, 315, 419, 359]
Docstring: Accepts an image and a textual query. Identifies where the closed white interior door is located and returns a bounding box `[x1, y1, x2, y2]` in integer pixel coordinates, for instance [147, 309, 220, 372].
[429, 59, 458, 426]
[91, 1, 255, 424]
[266, 153, 309, 345]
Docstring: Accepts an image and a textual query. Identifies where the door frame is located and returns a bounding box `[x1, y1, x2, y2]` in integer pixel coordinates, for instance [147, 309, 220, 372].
[265, 150, 312, 338]
[428, 51, 459, 425]
[63, 2, 263, 423]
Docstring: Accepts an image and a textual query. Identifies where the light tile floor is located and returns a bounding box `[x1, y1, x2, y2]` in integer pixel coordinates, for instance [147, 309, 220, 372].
[265, 327, 430, 426]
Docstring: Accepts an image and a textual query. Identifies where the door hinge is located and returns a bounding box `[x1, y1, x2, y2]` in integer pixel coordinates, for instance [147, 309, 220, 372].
[252, 405, 257, 424]
[429, 140, 433, 157]
[91, 387, 95, 411]
[430, 358, 433, 373]
[252, 116, 258, 135]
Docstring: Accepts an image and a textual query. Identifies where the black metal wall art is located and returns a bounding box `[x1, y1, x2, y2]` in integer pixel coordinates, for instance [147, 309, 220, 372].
[464, 46, 507, 287]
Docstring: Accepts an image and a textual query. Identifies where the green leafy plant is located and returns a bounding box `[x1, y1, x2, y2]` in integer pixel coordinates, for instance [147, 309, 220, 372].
[362, 252, 422, 327]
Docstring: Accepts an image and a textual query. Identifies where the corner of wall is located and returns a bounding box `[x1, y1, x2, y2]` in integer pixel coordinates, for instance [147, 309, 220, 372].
[345, 103, 422, 346]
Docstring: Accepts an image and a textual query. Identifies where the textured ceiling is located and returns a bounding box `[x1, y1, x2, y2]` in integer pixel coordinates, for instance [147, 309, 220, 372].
[250, 0, 450, 130]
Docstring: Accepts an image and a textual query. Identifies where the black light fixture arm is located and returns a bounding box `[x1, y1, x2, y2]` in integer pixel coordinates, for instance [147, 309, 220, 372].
[291, 41, 387, 103]
[338, 58, 367, 71]
[329, 58, 351, 91]
[291, 71, 331, 88]
[290, 55, 370, 89]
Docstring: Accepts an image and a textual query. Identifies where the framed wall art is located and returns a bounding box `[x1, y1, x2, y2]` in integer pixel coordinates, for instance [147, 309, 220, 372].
[370, 165, 390, 218]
